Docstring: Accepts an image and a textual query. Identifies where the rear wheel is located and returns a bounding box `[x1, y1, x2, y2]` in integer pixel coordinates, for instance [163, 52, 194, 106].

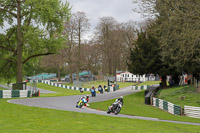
[114, 107, 121, 115]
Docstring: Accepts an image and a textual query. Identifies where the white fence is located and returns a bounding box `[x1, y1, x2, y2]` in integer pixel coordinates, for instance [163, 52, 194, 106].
[184, 106, 200, 118]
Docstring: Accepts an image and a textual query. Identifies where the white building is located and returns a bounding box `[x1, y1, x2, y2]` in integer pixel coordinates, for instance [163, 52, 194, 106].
[116, 71, 156, 82]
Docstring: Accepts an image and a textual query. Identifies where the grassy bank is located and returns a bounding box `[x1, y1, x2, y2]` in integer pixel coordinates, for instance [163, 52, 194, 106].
[62, 80, 160, 89]
[89, 91, 200, 124]
[0, 99, 199, 133]
[157, 85, 200, 107]
[31, 81, 161, 97]
[138, 81, 160, 86]
[37, 83, 90, 97]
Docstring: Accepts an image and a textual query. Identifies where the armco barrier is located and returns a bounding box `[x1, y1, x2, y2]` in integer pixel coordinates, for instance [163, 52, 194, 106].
[132, 85, 150, 90]
[0, 90, 31, 98]
[184, 105, 200, 118]
[38, 80, 92, 92]
[38, 80, 120, 92]
[153, 97, 182, 115]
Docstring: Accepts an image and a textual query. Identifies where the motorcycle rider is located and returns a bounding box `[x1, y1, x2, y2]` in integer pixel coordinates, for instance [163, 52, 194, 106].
[107, 96, 123, 115]
[117, 96, 123, 106]
[85, 95, 89, 106]
[113, 96, 123, 109]
[76, 96, 87, 108]
[91, 86, 96, 97]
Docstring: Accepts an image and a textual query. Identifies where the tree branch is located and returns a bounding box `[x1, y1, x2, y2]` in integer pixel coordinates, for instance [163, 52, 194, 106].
[0, 45, 15, 52]
[23, 52, 54, 64]
[0, 7, 17, 18]
[164, 1, 200, 20]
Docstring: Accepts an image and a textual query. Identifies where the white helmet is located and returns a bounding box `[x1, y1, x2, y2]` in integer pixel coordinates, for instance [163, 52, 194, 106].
[120, 96, 123, 99]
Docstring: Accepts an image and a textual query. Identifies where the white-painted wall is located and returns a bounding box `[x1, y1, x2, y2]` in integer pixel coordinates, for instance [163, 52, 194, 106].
[116, 72, 147, 82]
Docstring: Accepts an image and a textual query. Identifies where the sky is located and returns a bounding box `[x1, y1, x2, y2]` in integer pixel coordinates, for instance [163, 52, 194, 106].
[65, 0, 145, 40]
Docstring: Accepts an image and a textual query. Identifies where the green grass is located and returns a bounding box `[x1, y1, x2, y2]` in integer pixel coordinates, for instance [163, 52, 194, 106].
[62, 80, 159, 89]
[62, 80, 138, 89]
[0, 99, 199, 133]
[157, 85, 200, 107]
[138, 81, 161, 86]
[61, 82, 73, 86]
[82, 81, 109, 88]
[35, 81, 161, 97]
[89, 91, 200, 124]
[36, 83, 90, 97]
[0, 87, 6, 90]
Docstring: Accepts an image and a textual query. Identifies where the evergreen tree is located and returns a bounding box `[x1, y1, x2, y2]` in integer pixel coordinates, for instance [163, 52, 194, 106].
[128, 30, 169, 87]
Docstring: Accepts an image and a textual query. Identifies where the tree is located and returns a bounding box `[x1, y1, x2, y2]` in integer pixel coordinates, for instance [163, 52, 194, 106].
[127, 30, 169, 87]
[0, 0, 71, 83]
[63, 16, 76, 83]
[72, 12, 90, 81]
[96, 17, 137, 76]
[40, 52, 65, 81]
[134, 0, 200, 75]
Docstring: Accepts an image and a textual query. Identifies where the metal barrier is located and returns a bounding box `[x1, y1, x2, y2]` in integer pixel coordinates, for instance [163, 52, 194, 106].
[184, 105, 200, 118]
[152, 97, 182, 115]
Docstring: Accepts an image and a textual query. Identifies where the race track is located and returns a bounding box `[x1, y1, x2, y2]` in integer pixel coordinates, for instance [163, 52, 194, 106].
[8, 86, 200, 126]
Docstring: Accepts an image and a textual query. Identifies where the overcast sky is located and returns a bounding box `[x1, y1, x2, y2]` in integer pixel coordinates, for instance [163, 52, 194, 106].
[65, 0, 145, 40]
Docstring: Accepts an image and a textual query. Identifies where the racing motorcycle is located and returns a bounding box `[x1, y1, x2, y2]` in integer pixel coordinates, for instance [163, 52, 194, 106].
[107, 100, 122, 115]
[76, 97, 87, 108]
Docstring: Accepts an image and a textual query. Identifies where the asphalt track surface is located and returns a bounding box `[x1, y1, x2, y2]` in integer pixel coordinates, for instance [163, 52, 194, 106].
[8, 86, 200, 126]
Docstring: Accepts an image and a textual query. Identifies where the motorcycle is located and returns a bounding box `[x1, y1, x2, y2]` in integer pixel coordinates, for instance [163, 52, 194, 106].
[76, 97, 87, 108]
[107, 101, 122, 115]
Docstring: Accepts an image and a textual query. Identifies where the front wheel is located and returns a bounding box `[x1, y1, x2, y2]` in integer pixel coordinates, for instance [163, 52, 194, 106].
[107, 110, 111, 114]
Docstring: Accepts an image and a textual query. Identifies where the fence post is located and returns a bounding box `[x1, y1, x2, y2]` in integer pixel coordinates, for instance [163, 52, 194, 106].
[180, 107, 183, 115]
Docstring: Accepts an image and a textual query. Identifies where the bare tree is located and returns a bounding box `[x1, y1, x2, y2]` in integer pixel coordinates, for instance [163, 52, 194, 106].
[95, 17, 137, 76]
[63, 16, 77, 83]
[73, 11, 90, 81]
[96, 16, 118, 75]
[40, 52, 65, 81]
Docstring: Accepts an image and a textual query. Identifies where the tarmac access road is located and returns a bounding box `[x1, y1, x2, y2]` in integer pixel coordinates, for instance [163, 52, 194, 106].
[8, 86, 200, 126]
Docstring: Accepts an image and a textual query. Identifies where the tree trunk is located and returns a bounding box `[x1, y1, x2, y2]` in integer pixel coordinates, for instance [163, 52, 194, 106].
[76, 70, 79, 81]
[16, 0, 23, 83]
[57, 65, 61, 81]
[161, 75, 167, 88]
[70, 72, 73, 83]
[69, 61, 73, 83]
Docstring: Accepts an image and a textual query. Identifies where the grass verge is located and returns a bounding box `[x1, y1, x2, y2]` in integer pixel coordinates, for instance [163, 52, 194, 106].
[37, 83, 90, 97]
[137, 81, 161, 86]
[0, 87, 6, 90]
[0, 99, 199, 133]
[157, 85, 200, 107]
[89, 91, 200, 124]
[62, 80, 159, 89]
